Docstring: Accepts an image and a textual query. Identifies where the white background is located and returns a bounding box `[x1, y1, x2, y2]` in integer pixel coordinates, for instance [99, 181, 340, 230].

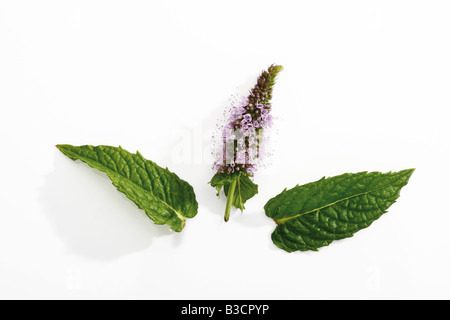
[1, 1, 449, 300]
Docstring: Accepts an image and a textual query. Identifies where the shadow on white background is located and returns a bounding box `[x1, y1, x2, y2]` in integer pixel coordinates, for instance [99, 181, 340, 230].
[39, 153, 176, 260]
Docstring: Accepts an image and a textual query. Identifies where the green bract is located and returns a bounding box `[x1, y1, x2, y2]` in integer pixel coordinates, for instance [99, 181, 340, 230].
[57, 145, 198, 232]
[210, 172, 258, 221]
[265, 169, 414, 252]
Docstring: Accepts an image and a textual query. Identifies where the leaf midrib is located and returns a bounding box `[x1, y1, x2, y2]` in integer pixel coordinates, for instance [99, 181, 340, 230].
[274, 184, 393, 225]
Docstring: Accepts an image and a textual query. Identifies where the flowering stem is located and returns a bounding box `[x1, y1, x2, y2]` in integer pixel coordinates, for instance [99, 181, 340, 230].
[224, 179, 237, 222]
[210, 65, 282, 222]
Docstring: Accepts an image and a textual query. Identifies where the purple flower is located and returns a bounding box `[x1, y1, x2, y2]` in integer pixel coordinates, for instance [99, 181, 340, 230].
[243, 114, 252, 122]
[213, 65, 283, 176]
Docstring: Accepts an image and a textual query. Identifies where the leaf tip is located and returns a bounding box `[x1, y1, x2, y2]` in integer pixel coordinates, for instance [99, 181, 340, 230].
[56, 144, 68, 154]
[56, 144, 72, 150]
[400, 168, 416, 181]
[56, 144, 66, 150]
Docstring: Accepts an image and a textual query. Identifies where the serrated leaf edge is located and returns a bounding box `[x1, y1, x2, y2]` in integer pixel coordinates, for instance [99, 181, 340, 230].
[272, 169, 414, 225]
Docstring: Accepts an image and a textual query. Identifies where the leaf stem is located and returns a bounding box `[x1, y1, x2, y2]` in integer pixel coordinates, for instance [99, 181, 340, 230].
[224, 179, 237, 222]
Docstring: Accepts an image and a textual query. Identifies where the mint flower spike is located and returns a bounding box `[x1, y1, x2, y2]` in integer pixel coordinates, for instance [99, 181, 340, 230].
[210, 64, 283, 222]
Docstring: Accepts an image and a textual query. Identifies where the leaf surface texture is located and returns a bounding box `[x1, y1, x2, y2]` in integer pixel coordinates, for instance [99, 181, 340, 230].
[265, 170, 414, 252]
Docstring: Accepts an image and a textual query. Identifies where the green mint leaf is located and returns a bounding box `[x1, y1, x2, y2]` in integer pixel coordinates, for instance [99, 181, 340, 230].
[57, 145, 198, 232]
[210, 172, 258, 221]
[223, 173, 258, 211]
[265, 169, 414, 252]
[210, 172, 237, 197]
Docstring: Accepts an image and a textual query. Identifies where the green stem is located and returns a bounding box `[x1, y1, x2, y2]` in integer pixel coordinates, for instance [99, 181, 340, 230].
[224, 179, 237, 222]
